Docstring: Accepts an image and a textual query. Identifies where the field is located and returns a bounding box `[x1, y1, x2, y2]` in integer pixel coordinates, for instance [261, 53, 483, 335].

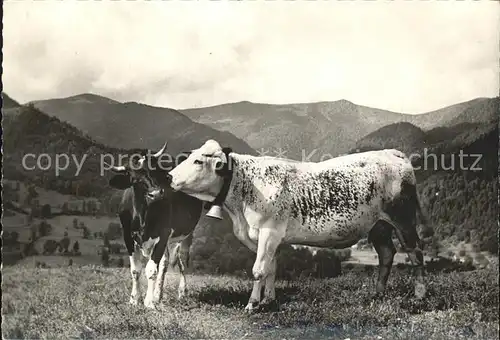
[2, 264, 498, 340]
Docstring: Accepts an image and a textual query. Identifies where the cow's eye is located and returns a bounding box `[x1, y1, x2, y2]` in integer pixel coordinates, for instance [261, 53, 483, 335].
[194, 159, 203, 165]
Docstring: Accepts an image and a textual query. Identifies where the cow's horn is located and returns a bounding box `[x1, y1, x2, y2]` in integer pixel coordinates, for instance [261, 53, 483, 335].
[152, 141, 168, 158]
[104, 162, 127, 172]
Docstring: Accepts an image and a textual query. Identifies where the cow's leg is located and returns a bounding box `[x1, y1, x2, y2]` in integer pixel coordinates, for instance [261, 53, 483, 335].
[390, 221, 426, 298]
[253, 226, 284, 280]
[152, 248, 169, 304]
[176, 234, 192, 300]
[384, 182, 426, 299]
[144, 237, 168, 309]
[368, 221, 396, 296]
[129, 247, 143, 305]
[241, 235, 260, 312]
[120, 211, 143, 305]
[246, 225, 284, 311]
[260, 257, 277, 306]
[245, 280, 263, 312]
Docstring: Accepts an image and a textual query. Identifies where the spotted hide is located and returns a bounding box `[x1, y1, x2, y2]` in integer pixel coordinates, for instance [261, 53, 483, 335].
[108, 143, 203, 309]
[168, 139, 432, 311]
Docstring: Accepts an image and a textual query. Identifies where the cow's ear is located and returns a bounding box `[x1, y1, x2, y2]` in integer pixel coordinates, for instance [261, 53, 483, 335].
[109, 174, 132, 189]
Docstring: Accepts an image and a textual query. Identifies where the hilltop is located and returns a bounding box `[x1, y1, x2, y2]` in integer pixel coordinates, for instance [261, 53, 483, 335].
[181, 97, 498, 159]
[32, 93, 255, 156]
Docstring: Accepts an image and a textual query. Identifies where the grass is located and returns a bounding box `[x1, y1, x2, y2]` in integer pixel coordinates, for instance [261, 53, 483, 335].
[2, 264, 498, 339]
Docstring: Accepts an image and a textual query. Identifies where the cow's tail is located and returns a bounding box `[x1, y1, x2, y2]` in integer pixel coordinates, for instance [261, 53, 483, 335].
[415, 191, 434, 250]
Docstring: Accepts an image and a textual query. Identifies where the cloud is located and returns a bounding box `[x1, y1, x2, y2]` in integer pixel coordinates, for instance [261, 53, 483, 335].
[3, 1, 498, 113]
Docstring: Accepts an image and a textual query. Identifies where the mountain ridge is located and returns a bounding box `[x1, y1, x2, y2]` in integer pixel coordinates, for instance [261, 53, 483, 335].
[31, 94, 256, 156]
[181, 96, 498, 159]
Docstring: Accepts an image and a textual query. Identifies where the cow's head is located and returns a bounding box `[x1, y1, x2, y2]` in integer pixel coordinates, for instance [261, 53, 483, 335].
[168, 139, 233, 203]
[107, 142, 175, 204]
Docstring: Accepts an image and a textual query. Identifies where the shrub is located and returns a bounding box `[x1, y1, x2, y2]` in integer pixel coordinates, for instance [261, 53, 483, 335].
[82, 226, 91, 239]
[43, 239, 59, 255]
[35, 261, 47, 268]
[313, 249, 342, 278]
[109, 243, 123, 254]
[10, 231, 20, 244]
[59, 236, 70, 253]
[38, 221, 52, 237]
[344, 263, 354, 270]
[101, 248, 110, 267]
[103, 234, 111, 248]
[106, 222, 122, 240]
[41, 204, 52, 219]
[72, 241, 81, 256]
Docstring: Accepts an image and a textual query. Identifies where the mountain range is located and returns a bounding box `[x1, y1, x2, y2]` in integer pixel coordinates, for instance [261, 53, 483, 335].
[181, 97, 497, 159]
[18, 93, 496, 160]
[29, 94, 255, 156]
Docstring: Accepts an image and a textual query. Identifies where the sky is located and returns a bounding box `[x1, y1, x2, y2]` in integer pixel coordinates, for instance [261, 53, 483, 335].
[3, 1, 499, 114]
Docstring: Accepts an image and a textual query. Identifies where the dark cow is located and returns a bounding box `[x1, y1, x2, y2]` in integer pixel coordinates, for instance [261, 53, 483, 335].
[107, 143, 203, 309]
[168, 140, 434, 311]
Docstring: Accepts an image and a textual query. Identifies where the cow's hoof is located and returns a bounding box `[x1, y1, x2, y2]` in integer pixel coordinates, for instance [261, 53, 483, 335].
[145, 261, 159, 281]
[372, 291, 385, 301]
[178, 290, 187, 300]
[258, 298, 278, 312]
[415, 283, 426, 299]
[144, 299, 158, 310]
[244, 301, 259, 313]
[152, 294, 162, 304]
[129, 296, 140, 305]
[259, 297, 275, 307]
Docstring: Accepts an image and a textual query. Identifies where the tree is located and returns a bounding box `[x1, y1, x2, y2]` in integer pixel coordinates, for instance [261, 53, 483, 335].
[59, 234, 70, 253]
[38, 221, 52, 237]
[82, 226, 91, 240]
[25, 184, 39, 206]
[106, 222, 122, 240]
[103, 234, 111, 248]
[10, 231, 20, 245]
[43, 239, 59, 255]
[41, 204, 52, 219]
[101, 248, 110, 267]
[72, 241, 81, 255]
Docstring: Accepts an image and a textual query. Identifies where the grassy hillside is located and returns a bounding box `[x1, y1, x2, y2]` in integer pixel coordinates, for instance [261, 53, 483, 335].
[32, 94, 255, 156]
[181, 100, 412, 160]
[2, 266, 498, 339]
[2, 92, 21, 109]
[408, 97, 498, 129]
[354, 122, 427, 154]
[2, 104, 127, 198]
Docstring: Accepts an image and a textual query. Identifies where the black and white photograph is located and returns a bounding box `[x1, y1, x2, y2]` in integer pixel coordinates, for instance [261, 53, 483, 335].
[1, 1, 499, 339]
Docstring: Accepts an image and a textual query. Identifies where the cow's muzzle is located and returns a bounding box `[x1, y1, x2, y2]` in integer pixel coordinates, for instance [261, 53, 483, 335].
[146, 188, 165, 204]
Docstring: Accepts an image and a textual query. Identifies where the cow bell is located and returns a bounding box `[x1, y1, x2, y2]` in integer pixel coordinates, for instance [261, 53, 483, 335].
[206, 205, 223, 220]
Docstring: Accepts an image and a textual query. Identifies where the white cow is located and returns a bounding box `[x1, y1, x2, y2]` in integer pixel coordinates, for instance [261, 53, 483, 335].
[168, 140, 432, 311]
